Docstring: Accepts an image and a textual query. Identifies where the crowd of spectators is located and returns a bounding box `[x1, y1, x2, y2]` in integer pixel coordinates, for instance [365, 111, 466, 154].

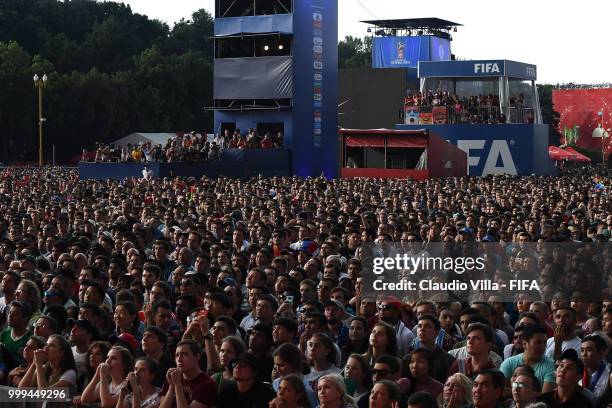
[404, 91, 534, 124]
[90, 129, 283, 163]
[0, 165, 609, 407]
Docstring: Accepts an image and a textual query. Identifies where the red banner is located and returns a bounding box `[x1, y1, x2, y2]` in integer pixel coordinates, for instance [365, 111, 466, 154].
[553, 89, 612, 152]
[419, 112, 433, 125]
[432, 107, 448, 124]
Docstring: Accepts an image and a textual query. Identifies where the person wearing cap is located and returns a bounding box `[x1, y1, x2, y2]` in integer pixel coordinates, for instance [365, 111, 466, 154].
[538, 349, 595, 407]
[159, 339, 217, 408]
[217, 352, 276, 408]
[579, 334, 611, 402]
[377, 296, 415, 356]
[324, 299, 349, 348]
[0, 301, 32, 360]
[68, 319, 98, 381]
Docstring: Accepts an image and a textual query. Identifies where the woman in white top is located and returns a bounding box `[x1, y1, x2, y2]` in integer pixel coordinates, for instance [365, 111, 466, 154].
[304, 333, 341, 392]
[19, 334, 77, 397]
[116, 356, 161, 408]
[82, 345, 134, 408]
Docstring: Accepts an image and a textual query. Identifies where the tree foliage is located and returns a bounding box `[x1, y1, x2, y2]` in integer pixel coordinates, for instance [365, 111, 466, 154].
[338, 35, 371, 69]
[0, 0, 214, 163]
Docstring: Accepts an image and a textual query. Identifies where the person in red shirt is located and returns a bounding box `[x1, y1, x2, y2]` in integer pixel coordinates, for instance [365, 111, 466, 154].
[160, 339, 216, 408]
[260, 133, 273, 149]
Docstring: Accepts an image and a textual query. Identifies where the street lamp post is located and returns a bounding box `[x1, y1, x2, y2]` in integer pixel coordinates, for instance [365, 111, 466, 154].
[33, 74, 47, 166]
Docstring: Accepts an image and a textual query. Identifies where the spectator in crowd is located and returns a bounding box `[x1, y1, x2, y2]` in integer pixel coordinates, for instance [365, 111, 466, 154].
[116, 356, 161, 408]
[343, 353, 372, 400]
[316, 373, 356, 408]
[141, 326, 174, 387]
[272, 343, 317, 407]
[449, 323, 496, 377]
[579, 333, 611, 402]
[81, 345, 134, 407]
[406, 348, 443, 399]
[1, 301, 32, 360]
[211, 335, 246, 390]
[90, 130, 282, 164]
[409, 315, 456, 383]
[500, 325, 556, 394]
[546, 307, 582, 360]
[369, 380, 403, 408]
[270, 373, 313, 408]
[1, 164, 612, 408]
[465, 369, 505, 408]
[7, 335, 46, 386]
[538, 349, 595, 407]
[507, 372, 540, 408]
[160, 339, 217, 408]
[342, 316, 369, 364]
[217, 352, 276, 408]
[364, 322, 398, 367]
[305, 332, 341, 389]
[19, 334, 78, 394]
[73, 340, 111, 403]
[437, 373, 474, 408]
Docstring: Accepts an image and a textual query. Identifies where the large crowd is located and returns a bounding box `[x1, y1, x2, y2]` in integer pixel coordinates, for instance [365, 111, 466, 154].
[404, 92, 534, 124]
[0, 165, 610, 408]
[91, 129, 284, 163]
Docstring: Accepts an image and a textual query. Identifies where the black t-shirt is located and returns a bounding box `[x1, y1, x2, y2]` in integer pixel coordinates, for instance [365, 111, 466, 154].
[538, 388, 595, 408]
[217, 380, 276, 408]
[154, 353, 176, 387]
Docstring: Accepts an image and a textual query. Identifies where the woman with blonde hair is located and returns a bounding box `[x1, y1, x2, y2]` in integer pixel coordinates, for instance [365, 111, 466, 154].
[437, 373, 474, 408]
[316, 373, 356, 408]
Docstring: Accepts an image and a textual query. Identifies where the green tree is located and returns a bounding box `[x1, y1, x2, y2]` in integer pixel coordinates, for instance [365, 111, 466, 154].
[0, 41, 35, 161]
[338, 35, 371, 68]
[165, 9, 214, 59]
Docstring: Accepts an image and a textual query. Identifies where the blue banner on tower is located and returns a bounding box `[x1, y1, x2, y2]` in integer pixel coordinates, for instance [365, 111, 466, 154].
[372, 36, 425, 68]
[372, 36, 451, 68]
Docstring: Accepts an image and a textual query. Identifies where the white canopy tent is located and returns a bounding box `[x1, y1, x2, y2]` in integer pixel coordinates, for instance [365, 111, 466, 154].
[109, 133, 177, 148]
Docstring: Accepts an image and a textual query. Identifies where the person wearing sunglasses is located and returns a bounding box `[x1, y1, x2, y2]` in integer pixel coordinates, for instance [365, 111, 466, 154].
[376, 297, 415, 356]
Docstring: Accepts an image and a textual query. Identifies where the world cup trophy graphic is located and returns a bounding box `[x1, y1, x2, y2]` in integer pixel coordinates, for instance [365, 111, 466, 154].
[396, 40, 406, 61]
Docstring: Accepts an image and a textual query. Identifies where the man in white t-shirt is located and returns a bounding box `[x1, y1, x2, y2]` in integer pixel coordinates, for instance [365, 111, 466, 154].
[142, 165, 154, 180]
[545, 307, 581, 360]
[68, 319, 98, 381]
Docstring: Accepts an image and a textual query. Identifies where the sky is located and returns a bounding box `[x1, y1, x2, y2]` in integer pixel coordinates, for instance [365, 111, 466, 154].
[119, 0, 611, 84]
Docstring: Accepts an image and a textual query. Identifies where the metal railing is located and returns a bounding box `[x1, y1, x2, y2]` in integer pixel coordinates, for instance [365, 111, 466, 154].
[404, 105, 535, 124]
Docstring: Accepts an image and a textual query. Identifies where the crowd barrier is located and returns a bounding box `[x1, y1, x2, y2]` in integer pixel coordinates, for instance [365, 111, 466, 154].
[403, 105, 534, 125]
[79, 149, 292, 180]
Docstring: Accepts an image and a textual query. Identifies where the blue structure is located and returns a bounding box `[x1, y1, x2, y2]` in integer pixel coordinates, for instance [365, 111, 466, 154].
[396, 59, 553, 176]
[418, 59, 542, 123]
[372, 36, 451, 68]
[362, 18, 461, 89]
[395, 124, 553, 176]
[79, 149, 292, 180]
[212, 0, 338, 178]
